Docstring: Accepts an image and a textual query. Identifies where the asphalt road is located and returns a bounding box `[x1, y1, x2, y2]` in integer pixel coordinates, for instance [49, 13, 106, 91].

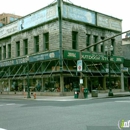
[0, 97, 130, 130]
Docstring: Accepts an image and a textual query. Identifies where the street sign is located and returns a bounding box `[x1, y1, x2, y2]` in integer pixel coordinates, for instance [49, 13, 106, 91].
[77, 60, 82, 72]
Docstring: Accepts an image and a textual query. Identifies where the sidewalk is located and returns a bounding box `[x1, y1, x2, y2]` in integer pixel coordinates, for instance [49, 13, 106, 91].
[0, 91, 130, 101]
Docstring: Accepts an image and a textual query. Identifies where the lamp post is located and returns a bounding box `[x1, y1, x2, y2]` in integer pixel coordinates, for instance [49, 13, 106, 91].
[27, 56, 31, 98]
[105, 45, 113, 96]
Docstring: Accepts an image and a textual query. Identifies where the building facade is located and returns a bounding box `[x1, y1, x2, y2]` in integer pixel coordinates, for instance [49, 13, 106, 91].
[122, 37, 130, 91]
[0, 1, 124, 96]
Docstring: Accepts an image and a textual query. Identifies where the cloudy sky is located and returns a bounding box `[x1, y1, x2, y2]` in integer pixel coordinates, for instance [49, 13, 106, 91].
[0, 0, 129, 35]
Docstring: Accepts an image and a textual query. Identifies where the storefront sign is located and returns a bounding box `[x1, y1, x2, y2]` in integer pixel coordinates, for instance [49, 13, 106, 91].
[63, 50, 79, 59]
[63, 4, 96, 25]
[82, 52, 124, 63]
[0, 57, 29, 67]
[29, 50, 59, 62]
[97, 13, 122, 32]
[0, 51, 59, 67]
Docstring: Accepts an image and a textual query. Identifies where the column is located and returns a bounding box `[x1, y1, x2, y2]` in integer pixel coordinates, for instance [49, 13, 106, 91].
[23, 79, 26, 92]
[60, 74, 64, 95]
[120, 64, 124, 91]
[103, 77, 106, 90]
[8, 78, 11, 91]
[84, 77, 88, 88]
[41, 77, 44, 92]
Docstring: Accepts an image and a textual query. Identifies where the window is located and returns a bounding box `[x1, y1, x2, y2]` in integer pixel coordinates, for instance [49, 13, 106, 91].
[72, 31, 78, 49]
[8, 44, 11, 58]
[34, 36, 39, 52]
[0, 47, 2, 60]
[86, 34, 90, 51]
[93, 35, 98, 52]
[24, 39, 28, 55]
[44, 33, 49, 50]
[111, 39, 115, 55]
[101, 37, 105, 53]
[3, 45, 6, 59]
[16, 41, 20, 57]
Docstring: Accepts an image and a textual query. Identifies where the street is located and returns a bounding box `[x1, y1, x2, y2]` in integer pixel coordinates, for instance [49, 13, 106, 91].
[0, 97, 130, 130]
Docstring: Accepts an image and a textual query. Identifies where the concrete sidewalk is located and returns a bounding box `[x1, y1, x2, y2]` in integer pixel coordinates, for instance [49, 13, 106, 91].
[0, 91, 130, 101]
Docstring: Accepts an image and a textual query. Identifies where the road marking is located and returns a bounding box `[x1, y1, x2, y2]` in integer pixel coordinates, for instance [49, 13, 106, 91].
[6, 103, 16, 106]
[115, 101, 130, 103]
[0, 128, 7, 130]
[0, 103, 16, 107]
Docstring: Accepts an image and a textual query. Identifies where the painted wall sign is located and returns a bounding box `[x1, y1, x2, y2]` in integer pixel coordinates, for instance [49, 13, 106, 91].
[19, 4, 58, 31]
[63, 50, 79, 59]
[63, 4, 96, 25]
[0, 21, 19, 39]
[97, 13, 122, 32]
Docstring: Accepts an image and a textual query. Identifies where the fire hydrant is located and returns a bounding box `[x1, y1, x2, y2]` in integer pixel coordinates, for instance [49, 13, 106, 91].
[33, 92, 36, 99]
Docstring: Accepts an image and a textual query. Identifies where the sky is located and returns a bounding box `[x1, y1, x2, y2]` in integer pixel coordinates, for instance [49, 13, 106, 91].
[0, 0, 129, 37]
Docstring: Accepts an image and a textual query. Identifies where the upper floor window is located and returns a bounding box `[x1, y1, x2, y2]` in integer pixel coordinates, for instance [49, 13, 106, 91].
[111, 39, 115, 55]
[8, 44, 11, 58]
[101, 37, 105, 53]
[3, 45, 6, 59]
[72, 31, 78, 49]
[24, 39, 28, 55]
[86, 34, 90, 51]
[16, 41, 20, 57]
[34, 36, 39, 52]
[44, 33, 49, 50]
[93, 35, 98, 52]
[0, 47, 2, 60]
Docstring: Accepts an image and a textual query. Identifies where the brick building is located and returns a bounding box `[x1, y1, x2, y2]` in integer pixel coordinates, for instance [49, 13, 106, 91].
[0, 1, 124, 96]
[0, 13, 21, 27]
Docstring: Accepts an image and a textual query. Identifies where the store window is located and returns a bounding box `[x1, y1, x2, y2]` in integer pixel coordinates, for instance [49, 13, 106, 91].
[34, 36, 39, 52]
[43, 33, 49, 50]
[24, 39, 28, 55]
[43, 77, 60, 92]
[72, 31, 78, 49]
[16, 41, 20, 57]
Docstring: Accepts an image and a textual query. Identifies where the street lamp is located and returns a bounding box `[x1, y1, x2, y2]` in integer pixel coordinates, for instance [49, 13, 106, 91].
[105, 45, 114, 96]
[27, 56, 31, 98]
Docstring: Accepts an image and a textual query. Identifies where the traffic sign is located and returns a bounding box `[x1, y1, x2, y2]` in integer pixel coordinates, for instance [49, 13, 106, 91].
[77, 60, 82, 72]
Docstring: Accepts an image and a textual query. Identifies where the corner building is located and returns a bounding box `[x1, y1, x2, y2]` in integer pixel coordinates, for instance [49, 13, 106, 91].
[0, 1, 124, 96]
